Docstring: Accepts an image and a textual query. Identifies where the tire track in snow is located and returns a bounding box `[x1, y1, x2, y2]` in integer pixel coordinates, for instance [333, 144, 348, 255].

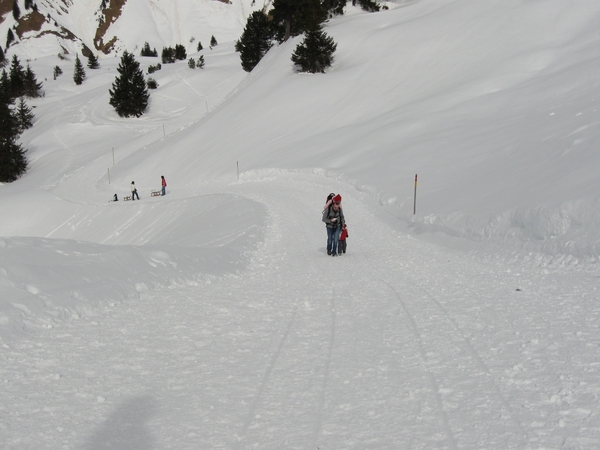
[308, 288, 337, 449]
[401, 278, 530, 445]
[233, 291, 300, 447]
[351, 200, 530, 447]
[380, 279, 458, 450]
[352, 239, 457, 448]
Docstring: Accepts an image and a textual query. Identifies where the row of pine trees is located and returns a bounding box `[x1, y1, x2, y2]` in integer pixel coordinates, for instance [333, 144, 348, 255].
[0, 55, 41, 182]
[236, 0, 380, 73]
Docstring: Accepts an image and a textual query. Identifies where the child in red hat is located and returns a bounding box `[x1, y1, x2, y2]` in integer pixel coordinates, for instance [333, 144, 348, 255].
[338, 223, 349, 255]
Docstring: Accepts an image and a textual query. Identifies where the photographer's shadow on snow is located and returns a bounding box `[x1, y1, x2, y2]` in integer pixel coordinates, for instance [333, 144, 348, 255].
[84, 395, 156, 450]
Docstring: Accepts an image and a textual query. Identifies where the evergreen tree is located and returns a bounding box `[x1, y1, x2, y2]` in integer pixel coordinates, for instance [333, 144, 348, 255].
[16, 97, 34, 132]
[197, 55, 205, 69]
[210, 35, 218, 47]
[188, 58, 196, 69]
[174, 44, 187, 60]
[291, 25, 337, 73]
[323, 0, 346, 16]
[146, 77, 158, 89]
[0, 46, 5, 68]
[109, 51, 149, 118]
[0, 71, 27, 182]
[7, 29, 15, 49]
[53, 65, 63, 80]
[9, 55, 25, 98]
[147, 63, 161, 74]
[87, 53, 100, 69]
[196, 41, 203, 52]
[73, 54, 86, 85]
[161, 46, 176, 64]
[235, 10, 276, 72]
[13, 0, 21, 20]
[23, 64, 43, 97]
[354, 0, 380, 12]
[140, 42, 158, 57]
[271, 0, 298, 42]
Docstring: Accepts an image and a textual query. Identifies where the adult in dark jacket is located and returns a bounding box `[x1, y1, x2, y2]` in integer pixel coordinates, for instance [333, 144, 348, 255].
[322, 194, 345, 256]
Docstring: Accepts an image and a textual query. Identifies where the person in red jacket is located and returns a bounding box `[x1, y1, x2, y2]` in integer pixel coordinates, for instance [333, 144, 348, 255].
[338, 223, 349, 255]
[161, 175, 167, 196]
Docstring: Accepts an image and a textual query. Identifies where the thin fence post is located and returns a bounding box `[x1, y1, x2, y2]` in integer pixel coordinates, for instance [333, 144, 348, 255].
[413, 174, 418, 215]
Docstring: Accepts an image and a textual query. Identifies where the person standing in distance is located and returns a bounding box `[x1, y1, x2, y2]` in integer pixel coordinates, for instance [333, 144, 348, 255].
[131, 181, 140, 200]
[322, 194, 345, 257]
[161, 176, 167, 196]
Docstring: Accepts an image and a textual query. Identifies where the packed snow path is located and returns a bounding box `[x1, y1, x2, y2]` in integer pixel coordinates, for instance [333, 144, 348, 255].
[2, 175, 599, 449]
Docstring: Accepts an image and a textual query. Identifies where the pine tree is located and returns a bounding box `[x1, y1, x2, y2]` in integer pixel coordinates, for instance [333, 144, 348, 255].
[271, 0, 298, 42]
[53, 65, 63, 80]
[188, 58, 196, 69]
[0, 71, 27, 182]
[73, 54, 86, 85]
[354, 0, 380, 12]
[0, 46, 5, 68]
[6, 29, 15, 49]
[196, 41, 203, 52]
[16, 97, 34, 132]
[197, 55, 205, 69]
[291, 25, 337, 73]
[174, 44, 187, 60]
[161, 47, 175, 64]
[87, 54, 100, 69]
[323, 0, 346, 16]
[23, 64, 43, 97]
[210, 35, 218, 47]
[109, 51, 149, 118]
[146, 77, 158, 89]
[13, 1, 21, 20]
[235, 11, 276, 72]
[140, 42, 157, 57]
[9, 55, 26, 98]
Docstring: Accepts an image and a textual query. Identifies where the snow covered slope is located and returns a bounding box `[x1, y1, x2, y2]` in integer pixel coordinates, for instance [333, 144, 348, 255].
[2, 1, 600, 448]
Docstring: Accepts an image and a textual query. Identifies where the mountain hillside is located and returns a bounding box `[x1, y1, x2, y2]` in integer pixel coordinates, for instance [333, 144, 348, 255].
[2, 1, 600, 448]
[1, 0, 262, 57]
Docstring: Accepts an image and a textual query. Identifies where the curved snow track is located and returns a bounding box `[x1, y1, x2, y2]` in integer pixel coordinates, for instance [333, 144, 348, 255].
[3, 173, 599, 449]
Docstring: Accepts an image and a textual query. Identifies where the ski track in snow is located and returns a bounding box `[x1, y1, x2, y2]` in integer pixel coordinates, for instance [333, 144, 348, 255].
[1, 174, 599, 449]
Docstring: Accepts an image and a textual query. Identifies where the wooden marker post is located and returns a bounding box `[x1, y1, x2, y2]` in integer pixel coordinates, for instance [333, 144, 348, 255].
[413, 174, 418, 215]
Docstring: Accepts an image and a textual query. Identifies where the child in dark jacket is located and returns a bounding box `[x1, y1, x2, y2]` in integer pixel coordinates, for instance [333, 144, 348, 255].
[338, 224, 349, 255]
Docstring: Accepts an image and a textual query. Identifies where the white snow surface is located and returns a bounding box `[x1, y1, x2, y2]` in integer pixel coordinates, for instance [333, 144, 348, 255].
[2, 0, 600, 448]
